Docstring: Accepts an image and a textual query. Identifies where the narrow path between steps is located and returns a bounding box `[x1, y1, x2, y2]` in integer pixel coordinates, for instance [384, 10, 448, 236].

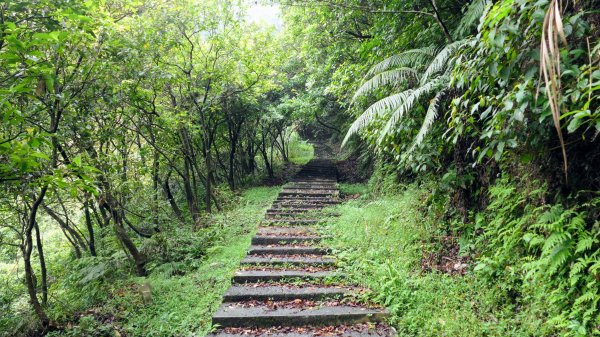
[209, 156, 395, 336]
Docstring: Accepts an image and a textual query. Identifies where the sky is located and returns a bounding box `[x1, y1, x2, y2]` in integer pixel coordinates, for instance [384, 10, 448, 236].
[246, 2, 283, 29]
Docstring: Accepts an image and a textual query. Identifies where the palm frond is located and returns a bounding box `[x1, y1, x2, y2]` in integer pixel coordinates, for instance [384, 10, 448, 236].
[540, 0, 568, 179]
[420, 40, 468, 85]
[352, 67, 418, 102]
[377, 79, 441, 143]
[454, 0, 490, 39]
[365, 46, 438, 78]
[408, 89, 447, 153]
[342, 90, 414, 147]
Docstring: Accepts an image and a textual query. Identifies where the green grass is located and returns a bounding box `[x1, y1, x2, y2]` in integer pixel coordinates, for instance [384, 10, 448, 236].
[288, 136, 314, 165]
[323, 184, 520, 336]
[338, 183, 368, 197]
[40, 186, 279, 337]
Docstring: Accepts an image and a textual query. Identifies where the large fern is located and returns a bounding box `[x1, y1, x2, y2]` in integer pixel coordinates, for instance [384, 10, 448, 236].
[408, 89, 447, 152]
[454, 0, 491, 39]
[343, 0, 492, 154]
[343, 42, 465, 150]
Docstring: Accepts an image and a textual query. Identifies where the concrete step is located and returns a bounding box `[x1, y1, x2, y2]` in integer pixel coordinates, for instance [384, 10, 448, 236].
[240, 256, 335, 266]
[209, 326, 394, 337]
[233, 270, 335, 283]
[276, 197, 340, 202]
[212, 303, 388, 327]
[283, 185, 338, 190]
[257, 226, 316, 235]
[270, 204, 332, 209]
[265, 213, 310, 219]
[279, 192, 338, 198]
[251, 235, 320, 245]
[223, 284, 349, 301]
[265, 219, 319, 225]
[281, 188, 338, 194]
[267, 205, 324, 214]
[248, 245, 328, 255]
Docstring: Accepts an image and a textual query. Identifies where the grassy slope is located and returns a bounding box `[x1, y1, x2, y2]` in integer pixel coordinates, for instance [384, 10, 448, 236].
[325, 184, 519, 337]
[42, 186, 279, 337]
[120, 187, 278, 337]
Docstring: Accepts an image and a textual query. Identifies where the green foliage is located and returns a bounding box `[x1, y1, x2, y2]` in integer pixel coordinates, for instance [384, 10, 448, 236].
[287, 132, 314, 165]
[324, 184, 518, 336]
[44, 186, 276, 337]
[474, 175, 600, 336]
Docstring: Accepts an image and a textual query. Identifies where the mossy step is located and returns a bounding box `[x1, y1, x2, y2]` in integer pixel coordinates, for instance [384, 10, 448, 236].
[279, 192, 338, 198]
[266, 209, 318, 214]
[270, 204, 332, 209]
[223, 284, 349, 301]
[265, 219, 319, 225]
[212, 303, 388, 328]
[251, 235, 320, 245]
[257, 226, 316, 234]
[232, 270, 335, 283]
[283, 185, 338, 190]
[240, 256, 335, 266]
[276, 197, 339, 201]
[209, 329, 392, 337]
[248, 245, 328, 255]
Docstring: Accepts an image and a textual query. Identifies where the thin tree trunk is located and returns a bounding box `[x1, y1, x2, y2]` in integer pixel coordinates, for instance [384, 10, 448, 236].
[83, 199, 97, 256]
[33, 221, 48, 306]
[22, 186, 50, 328]
[161, 170, 184, 221]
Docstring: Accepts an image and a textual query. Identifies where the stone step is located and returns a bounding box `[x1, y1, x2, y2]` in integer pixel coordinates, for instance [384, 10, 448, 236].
[251, 235, 320, 245]
[276, 196, 339, 201]
[279, 192, 338, 198]
[248, 245, 328, 255]
[267, 207, 322, 212]
[240, 256, 335, 266]
[265, 211, 339, 218]
[257, 226, 316, 235]
[283, 185, 337, 190]
[265, 219, 319, 225]
[266, 209, 315, 214]
[265, 213, 310, 219]
[272, 202, 337, 208]
[281, 189, 338, 194]
[233, 270, 335, 283]
[270, 204, 332, 209]
[223, 284, 349, 301]
[212, 303, 388, 328]
[209, 325, 394, 337]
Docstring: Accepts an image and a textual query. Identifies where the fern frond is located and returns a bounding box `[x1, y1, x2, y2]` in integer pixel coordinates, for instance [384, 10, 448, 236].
[352, 68, 418, 102]
[342, 90, 414, 147]
[543, 232, 571, 252]
[407, 89, 447, 153]
[547, 239, 573, 274]
[365, 47, 438, 78]
[576, 234, 595, 253]
[420, 40, 468, 85]
[377, 80, 441, 143]
[454, 0, 490, 38]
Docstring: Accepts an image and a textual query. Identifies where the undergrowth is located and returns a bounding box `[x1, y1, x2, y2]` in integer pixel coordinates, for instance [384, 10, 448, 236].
[32, 186, 279, 337]
[326, 172, 600, 336]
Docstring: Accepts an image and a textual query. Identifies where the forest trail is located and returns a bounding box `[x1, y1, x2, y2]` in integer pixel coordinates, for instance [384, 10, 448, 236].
[209, 152, 393, 336]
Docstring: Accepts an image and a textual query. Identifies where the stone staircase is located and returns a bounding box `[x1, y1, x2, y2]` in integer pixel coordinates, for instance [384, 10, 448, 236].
[209, 158, 394, 336]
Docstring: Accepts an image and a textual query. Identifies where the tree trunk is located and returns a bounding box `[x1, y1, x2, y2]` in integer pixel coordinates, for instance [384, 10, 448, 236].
[104, 200, 147, 276]
[33, 221, 48, 306]
[161, 170, 184, 221]
[22, 186, 50, 328]
[83, 198, 97, 256]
